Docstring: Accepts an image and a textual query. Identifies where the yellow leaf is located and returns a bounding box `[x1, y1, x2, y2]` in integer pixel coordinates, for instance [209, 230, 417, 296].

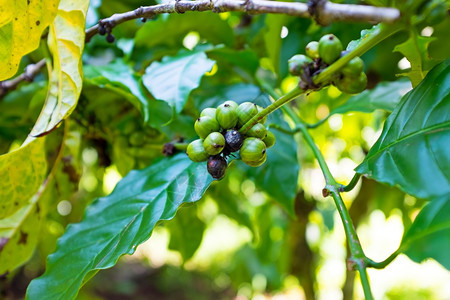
[0, 0, 60, 80]
[29, 0, 90, 137]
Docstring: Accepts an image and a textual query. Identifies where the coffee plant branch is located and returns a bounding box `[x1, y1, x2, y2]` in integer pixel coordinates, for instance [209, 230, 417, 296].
[0, 0, 400, 97]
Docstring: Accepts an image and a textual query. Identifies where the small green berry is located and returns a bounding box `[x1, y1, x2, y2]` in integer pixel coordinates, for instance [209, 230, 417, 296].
[237, 102, 258, 127]
[194, 116, 220, 139]
[186, 139, 209, 162]
[240, 137, 267, 165]
[341, 57, 364, 77]
[335, 72, 367, 94]
[216, 102, 238, 129]
[319, 34, 343, 64]
[288, 54, 312, 76]
[200, 107, 217, 119]
[263, 131, 276, 148]
[245, 152, 267, 167]
[223, 100, 238, 110]
[246, 123, 267, 139]
[203, 132, 225, 155]
[305, 41, 320, 60]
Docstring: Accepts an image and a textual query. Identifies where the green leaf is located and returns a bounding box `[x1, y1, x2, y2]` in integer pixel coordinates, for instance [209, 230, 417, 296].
[331, 79, 411, 115]
[356, 60, 450, 200]
[167, 205, 205, 262]
[142, 50, 215, 113]
[134, 13, 234, 50]
[84, 60, 150, 122]
[0, 0, 59, 80]
[394, 30, 436, 87]
[264, 15, 288, 74]
[0, 138, 47, 219]
[29, 0, 89, 137]
[26, 154, 212, 300]
[401, 195, 450, 270]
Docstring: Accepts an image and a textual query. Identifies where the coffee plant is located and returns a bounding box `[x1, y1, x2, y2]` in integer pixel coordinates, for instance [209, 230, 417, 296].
[0, 0, 449, 299]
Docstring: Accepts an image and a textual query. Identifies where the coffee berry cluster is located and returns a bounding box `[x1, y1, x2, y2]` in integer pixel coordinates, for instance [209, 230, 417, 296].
[186, 101, 276, 180]
[288, 34, 367, 94]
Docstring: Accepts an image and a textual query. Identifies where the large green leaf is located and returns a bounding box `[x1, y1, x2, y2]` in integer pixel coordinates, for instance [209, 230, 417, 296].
[26, 154, 212, 300]
[84, 60, 150, 122]
[401, 195, 450, 270]
[331, 79, 411, 115]
[0, 0, 59, 80]
[29, 0, 89, 137]
[0, 138, 47, 219]
[142, 50, 215, 113]
[356, 60, 450, 200]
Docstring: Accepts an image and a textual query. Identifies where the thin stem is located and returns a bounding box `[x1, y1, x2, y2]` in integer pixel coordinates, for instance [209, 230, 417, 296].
[239, 86, 303, 134]
[306, 116, 329, 129]
[356, 265, 373, 300]
[365, 250, 400, 269]
[313, 23, 405, 86]
[340, 173, 362, 192]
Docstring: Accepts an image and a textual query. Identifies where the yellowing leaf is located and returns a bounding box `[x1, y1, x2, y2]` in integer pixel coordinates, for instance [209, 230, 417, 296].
[0, 0, 60, 80]
[0, 138, 47, 220]
[29, 0, 89, 137]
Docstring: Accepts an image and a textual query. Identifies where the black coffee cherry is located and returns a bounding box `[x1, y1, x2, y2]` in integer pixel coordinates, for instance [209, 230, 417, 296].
[224, 130, 244, 152]
[106, 33, 115, 43]
[207, 156, 227, 180]
[98, 25, 106, 36]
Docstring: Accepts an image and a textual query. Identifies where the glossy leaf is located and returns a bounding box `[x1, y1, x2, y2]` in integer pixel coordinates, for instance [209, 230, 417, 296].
[29, 0, 89, 137]
[0, 0, 59, 80]
[394, 31, 436, 87]
[84, 60, 150, 122]
[167, 205, 205, 262]
[356, 60, 450, 200]
[331, 79, 411, 115]
[0, 138, 47, 219]
[142, 50, 215, 113]
[401, 195, 450, 270]
[26, 154, 212, 300]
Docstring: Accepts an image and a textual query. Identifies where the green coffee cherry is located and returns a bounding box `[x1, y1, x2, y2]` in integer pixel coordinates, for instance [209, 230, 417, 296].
[245, 152, 267, 167]
[216, 102, 238, 129]
[223, 100, 238, 110]
[194, 116, 220, 139]
[256, 105, 267, 124]
[186, 139, 209, 162]
[203, 132, 225, 155]
[288, 54, 312, 76]
[341, 57, 364, 77]
[335, 72, 367, 94]
[200, 107, 217, 119]
[237, 102, 258, 127]
[240, 137, 266, 165]
[319, 34, 343, 64]
[263, 131, 276, 148]
[305, 41, 320, 60]
[247, 123, 267, 139]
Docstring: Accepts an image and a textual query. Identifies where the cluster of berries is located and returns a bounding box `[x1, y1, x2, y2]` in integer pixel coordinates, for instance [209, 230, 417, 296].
[186, 101, 276, 180]
[288, 34, 367, 94]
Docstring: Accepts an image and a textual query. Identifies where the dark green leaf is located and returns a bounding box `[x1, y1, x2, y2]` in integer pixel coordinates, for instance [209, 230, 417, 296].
[26, 154, 212, 300]
[167, 205, 205, 262]
[84, 60, 150, 122]
[142, 51, 215, 113]
[356, 60, 450, 200]
[401, 195, 450, 270]
[331, 79, 411, 115]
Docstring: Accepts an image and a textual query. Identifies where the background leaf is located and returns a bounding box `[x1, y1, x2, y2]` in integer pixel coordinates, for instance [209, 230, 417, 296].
[29, 0, 89, 137]
[142, 50, 215, 113]
[356, 60, 450, 199]
[401, 195, 450, 270]
[0, 0, 59, 80]
[331, 79, 411, 115]
[26, 154, 212, 300]
[84, 59, 150, 122]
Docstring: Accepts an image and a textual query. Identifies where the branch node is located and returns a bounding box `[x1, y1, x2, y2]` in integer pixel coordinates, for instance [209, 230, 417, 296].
[243, 0, 255, 13]
[307, 0, 329, 26]
[135, 6, 144, 18]
[174, 0, 185, 14]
